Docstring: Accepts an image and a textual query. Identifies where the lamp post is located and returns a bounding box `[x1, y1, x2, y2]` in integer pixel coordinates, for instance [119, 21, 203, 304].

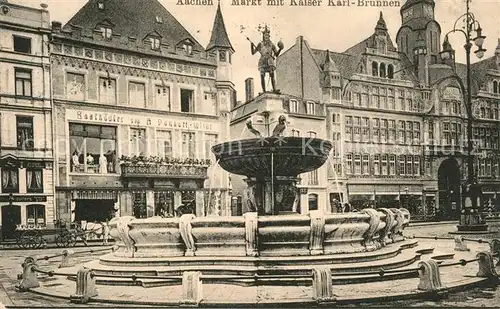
[440, 0, 488, 232]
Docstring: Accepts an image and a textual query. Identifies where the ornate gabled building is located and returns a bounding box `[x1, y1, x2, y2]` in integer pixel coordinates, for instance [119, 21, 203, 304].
[276, 0, 500, 221]
[51, 0, 234, 223]
[0, 0, 53, 240]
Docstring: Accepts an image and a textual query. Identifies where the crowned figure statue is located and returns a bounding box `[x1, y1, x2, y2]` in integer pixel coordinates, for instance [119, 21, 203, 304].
[250, 26, 284, 93]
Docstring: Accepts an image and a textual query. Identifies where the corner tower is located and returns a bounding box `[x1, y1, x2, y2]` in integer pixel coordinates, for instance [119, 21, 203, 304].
[396, 0, 441, 67]
[206, 1, 235, 214]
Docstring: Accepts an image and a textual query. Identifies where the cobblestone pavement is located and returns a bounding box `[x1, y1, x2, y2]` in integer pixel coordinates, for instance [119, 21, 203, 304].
[1, 224, 500, 307]
[0, 244, 115, 307]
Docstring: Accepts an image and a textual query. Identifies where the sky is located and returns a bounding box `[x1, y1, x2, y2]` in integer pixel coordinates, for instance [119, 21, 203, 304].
[12, 0, 500, 101]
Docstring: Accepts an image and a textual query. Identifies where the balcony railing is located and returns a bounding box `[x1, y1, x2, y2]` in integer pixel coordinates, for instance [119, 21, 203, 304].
[121, 163, 209, 179]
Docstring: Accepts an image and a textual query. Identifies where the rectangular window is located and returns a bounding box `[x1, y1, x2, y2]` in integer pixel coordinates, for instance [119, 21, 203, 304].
[354, 93, 361, 106]
[155, 85, 171, 111]
[130, 128, 147, 157]
[205, 134, 218, 159]
[15, 68, 32, 97]
[389, 155, 396, 175]
[399, 155, 405, 175]
[156, 130, 172, 158]
[373, 155, 380, 176]
[129, 82, 146, 108]
[13, 35, 31, 54]
[306, 101, 315, 115]
[362, 154, 369, 175]
[346, 154, 353, 174]
[26, 169, 43, 193]
[182, 132, 196, 158]
[66, 72, 85, 101]
[151, 37, 161, 50]
[98, 77, 117, 105]
[181, 89, 195, 113]
[100, 27, 112, 39]
[332, 88, 341, 101]
[345, 127, 352, 141]
[354, 154, 361, 175]
[290, 99, 299, 113]
[381, 155, 388, 175]
[1, 168, 19, 193]
[17, 116, 34, 150]
[27, 205, 45, 227]
[69, 124, 117, 174]
[398, 120, 406, 144]
[406, 155, 413, 176]
[308, 170, 319, 185]
[413, 156, 421, 176]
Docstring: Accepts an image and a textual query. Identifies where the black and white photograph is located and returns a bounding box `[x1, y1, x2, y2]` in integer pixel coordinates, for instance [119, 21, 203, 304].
[0, 0, 500, 307]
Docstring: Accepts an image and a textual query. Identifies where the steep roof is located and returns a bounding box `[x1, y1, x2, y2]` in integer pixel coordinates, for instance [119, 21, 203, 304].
[62, 0, 204, 51]
[455, 57, 497, 95]
[311, 49, 359, 79]
[401, 0, 435, 11]
[206, 2, 233, 52]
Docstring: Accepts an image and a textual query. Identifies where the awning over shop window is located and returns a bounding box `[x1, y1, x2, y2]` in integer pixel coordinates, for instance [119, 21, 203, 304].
[72, 190, 118, 200]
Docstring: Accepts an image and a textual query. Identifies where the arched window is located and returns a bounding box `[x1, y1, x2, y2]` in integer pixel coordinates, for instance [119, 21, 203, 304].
[388, 64, 394, 79]
[494, 81, 498, 94]
[308, 194, 318, 211]
[372, 62, 378, 77]
[379, 63, 386, 78]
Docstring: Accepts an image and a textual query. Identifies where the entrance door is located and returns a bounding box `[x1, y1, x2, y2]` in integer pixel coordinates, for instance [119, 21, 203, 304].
[438, 158, 461, 220]
[2, 205, 21, 241]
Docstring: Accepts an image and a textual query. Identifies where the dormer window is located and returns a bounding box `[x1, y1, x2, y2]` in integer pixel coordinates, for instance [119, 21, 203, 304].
[100, 27, 112, 40]
[151, 38, 160, 50]
[156, 16, 163, 23]
[183, 43, 193, 55]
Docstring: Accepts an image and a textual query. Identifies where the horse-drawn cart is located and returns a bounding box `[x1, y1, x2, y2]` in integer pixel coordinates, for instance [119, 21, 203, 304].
[14, 220, 91, 249]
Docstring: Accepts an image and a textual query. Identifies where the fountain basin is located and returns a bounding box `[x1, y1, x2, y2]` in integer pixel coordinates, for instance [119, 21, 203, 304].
[211, 137, 333, 178]
[107, 208, 410, 260]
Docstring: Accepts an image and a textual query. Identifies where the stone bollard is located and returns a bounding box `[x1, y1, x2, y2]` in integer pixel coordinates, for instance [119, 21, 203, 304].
[59, 250, 77, 269]
[70, 268, 98, 304]
[417, 260, 446, 294]
[180, 271, 203, 307]
[476, 251, 498, 281]
[15, 261, 40, 291]
[454, 236, 470, 252]
[312, 267, 335, 303]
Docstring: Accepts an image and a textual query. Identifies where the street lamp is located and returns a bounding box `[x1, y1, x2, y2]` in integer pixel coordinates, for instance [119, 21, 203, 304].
[441, 0, 488, 232]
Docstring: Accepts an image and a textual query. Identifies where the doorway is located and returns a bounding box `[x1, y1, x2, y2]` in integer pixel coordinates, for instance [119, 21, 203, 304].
[2, 205, 21, 241]
[438, 158, 461, 220]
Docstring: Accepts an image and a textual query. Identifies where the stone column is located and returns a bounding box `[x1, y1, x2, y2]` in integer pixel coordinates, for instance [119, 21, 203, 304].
[213, 190, 221, 216]
[195, 190, 205, 217]
[146, 190, 155, 217]
[174, 191, 182, 208]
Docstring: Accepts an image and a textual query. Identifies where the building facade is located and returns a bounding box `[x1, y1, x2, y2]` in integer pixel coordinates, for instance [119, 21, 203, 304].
[276, 0, 500, 221]
[0, 0, 53, 239]
[51, 0, 234, 224]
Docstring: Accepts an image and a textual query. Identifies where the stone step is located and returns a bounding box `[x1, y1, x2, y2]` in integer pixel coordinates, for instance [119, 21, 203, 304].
[99, 239, 419, 268]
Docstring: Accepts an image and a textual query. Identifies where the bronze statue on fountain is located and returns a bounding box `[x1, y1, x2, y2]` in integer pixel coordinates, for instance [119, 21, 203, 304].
[249, 25, 284, 94]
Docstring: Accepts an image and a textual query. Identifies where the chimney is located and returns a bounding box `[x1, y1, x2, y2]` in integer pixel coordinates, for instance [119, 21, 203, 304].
[245, 78, 254, 102]
[51, 21, 62, 33]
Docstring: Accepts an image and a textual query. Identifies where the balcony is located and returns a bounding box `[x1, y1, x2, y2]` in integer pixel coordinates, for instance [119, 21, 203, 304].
[120, 156, 209, 179]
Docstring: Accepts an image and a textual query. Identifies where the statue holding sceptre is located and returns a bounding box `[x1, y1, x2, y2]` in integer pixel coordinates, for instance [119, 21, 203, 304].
[247, 25, 284, 93]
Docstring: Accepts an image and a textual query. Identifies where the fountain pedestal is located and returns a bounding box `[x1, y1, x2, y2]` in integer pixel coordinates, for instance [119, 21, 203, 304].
[245, 176, 300, 215]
